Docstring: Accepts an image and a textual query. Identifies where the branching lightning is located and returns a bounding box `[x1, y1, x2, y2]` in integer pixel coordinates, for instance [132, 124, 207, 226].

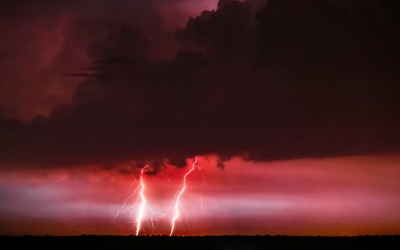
[169, 156, 199, 236]
[113, 181, 140, 222]
[115, 156, 204, 236]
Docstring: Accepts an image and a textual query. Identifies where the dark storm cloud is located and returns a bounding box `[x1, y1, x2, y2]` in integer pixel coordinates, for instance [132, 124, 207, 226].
[0, 0, 164, 120]
[1, 0, 400, 171]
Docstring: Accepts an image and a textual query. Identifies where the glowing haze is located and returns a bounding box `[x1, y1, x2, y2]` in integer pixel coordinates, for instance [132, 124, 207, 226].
[1, 155, 400, 236]
[1, 0, 400, 236]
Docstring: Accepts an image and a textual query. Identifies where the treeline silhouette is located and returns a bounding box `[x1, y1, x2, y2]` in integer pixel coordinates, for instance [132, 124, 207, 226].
[1, 235, 399, 250]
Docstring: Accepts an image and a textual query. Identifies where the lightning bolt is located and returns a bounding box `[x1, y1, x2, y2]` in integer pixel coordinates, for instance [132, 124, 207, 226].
[116, 157, 205, 235]
[135, 167, 147, 236]
[169, 156, 199, 236]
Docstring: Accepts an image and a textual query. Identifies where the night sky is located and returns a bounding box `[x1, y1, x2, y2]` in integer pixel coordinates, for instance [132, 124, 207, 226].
[1, 0, 400, 236]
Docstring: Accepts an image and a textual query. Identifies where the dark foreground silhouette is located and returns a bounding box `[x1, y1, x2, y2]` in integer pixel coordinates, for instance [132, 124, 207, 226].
[1, 235, 399, 250]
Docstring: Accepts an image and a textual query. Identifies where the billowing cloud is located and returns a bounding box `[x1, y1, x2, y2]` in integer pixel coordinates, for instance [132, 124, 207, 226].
[1, 0, 400, 172]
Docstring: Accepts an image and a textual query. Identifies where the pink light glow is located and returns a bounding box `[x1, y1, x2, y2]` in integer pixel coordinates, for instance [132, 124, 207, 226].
[0, 154, 399, 236]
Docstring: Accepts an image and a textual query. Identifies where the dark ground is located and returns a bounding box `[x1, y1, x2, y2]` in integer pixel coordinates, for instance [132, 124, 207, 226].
[1, 235, 399, 250]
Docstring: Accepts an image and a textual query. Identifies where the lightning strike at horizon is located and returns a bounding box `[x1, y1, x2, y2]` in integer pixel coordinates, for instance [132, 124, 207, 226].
[135, 166, 147, 236]
[169, 156, 199, 236]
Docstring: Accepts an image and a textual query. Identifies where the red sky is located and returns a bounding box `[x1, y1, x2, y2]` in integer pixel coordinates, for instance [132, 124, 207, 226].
[1, 0, 400, 236]
[1, 154, 400, 236]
